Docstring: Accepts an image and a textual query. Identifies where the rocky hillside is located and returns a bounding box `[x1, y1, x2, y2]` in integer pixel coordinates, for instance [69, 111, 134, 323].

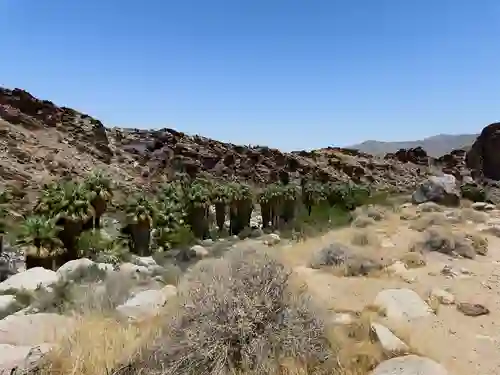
[0, 87, 433, 198]
[350, 133, 477, 157]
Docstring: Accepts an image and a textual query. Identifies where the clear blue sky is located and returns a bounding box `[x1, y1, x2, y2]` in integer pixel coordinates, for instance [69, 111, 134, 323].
[1, 1, 499, 151]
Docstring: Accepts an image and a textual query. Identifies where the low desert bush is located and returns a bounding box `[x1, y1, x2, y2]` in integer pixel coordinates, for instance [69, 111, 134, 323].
[351, 215, 376, 228]
[460, 183, 487, 203]
[409, 212, 448, 232]
[355, 205, 385, 221]
[310, 242, 383, 277]
[459, 208, 489, 224]
[410, 227, 476, 259]
[399, 252, 427, 269]
[350, 229, 380, 247]
[465, 232, 488, 256]
[417, 202, 442, 213]
[123, 246, 334, 375]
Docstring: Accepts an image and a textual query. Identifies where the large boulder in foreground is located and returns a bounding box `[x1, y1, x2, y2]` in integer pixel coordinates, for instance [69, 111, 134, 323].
[412, 174, 460, 206]
[466, 123, 500, 180]
[371, 355, 450, 375]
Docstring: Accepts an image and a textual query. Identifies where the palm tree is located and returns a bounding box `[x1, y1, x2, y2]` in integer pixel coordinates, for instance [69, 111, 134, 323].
[185, 179, 212, 239]
[228, 182, 254, 235]
[83, 171, 113, 228]
[35, 180, 95, 263]
[123, 193, 158, 256]
[17, 215, 64, 270]
[0, 206, 7, 255]
[211, 183, 231, 232]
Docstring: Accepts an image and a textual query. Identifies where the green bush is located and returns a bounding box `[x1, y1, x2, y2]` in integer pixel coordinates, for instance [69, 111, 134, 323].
[461, 183, 487, 203]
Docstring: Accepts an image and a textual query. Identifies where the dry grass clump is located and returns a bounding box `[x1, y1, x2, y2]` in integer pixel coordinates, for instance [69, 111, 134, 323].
[465, 232, 488, 256]
[351, 215, 376, 228]
[357, 205, 386, 221]
[410, 227, 476, 259]
[399, 252, 426, 269]
[309, 242, 384, 277]
[41, 313, 162, 375]
[417, 202, 443, 213]
[122, 246, 336, 375]
[459, 208, 489, 224]
[350, 229, 380, 247]
[309, 242, 352, 269]
[408, 212, 448, 232]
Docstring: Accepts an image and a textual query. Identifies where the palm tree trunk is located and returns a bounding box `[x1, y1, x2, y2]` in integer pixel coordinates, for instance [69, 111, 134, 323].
[214, 202, 226, 232]
[131, 221, 152, 256]
[57, 218, 84, 264]
[188, 205, 209, 239]
[260, 202, 271, 229]
[91, 197, 107, 229]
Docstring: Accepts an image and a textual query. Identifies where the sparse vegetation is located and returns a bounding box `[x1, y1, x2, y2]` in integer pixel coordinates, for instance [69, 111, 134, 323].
[460, 183, 487, 203]
[409, 212, 448, 232]
[410, 227, 476, 259]
[459, 208, 489, 223]
[350, 229, 380, 247]
[0, 169, 381, 273]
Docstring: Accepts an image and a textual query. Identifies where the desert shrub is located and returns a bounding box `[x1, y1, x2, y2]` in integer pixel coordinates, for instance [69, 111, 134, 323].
[459, 208, 489, 224]
[411, 227, 476, 259]
[465, 232, 488, 256]
[417, 202, 442, 213]
[151, 263, 183, 286]
[125, 247, 333, 375]
[73, 271, 138, 313]
[399, 251, 426, 268]
[351, 215, 376, 228]
[409, 212, 448, 232]
[350, 229, 380, 247]
[355, 205, 385, 221]
[309, 242, 352, 269]
[461, 183, 486, 203]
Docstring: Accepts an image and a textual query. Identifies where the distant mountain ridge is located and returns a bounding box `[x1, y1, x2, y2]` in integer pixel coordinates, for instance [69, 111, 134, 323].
[349, 133, 478, 157]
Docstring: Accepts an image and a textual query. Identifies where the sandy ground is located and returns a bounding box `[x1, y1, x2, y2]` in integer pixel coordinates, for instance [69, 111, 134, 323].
[278, 205, 500, 375]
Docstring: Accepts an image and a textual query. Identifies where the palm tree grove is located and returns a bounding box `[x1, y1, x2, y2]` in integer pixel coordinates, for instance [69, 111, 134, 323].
[0, 171, 373, 272]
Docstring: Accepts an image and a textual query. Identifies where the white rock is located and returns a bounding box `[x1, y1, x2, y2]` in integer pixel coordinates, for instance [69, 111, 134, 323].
[374, 288, 432, 321]
[119, 263, 151, 279]
[386, 261, 408, 275]
[371, 322, 409, 355]
[330, 313, 355, 325]
[0, 343, 52, 373]
[0, 268, 59, 294]
[57, 258, 96, 281]
[191, 245, 209, 258]
[0, 295, 18, 317]
[97, 263, 115, 273]
[200, 239, 214, 247]
[0, 313, 74, 345]
[371, 355, 449, 375]
[429, 288, 455, 305]
[471, 202, 496, 211]
[263, 233, 281, 246]
[130, 256, 158, 269]
[116, 285, 177, 319]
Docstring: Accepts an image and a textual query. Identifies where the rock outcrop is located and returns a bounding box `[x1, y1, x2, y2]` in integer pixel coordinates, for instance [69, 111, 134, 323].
[0, 86, 437, 201]
[385, 146, 431, 166]
[466, 123, 500, 180]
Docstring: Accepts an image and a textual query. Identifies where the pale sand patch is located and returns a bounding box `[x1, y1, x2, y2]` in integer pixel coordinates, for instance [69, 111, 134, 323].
[277, 206, 500, 375]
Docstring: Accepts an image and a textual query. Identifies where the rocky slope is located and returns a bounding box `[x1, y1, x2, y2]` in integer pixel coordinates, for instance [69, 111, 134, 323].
[350, 133, 477, 157]
[0, 87, 432, 198]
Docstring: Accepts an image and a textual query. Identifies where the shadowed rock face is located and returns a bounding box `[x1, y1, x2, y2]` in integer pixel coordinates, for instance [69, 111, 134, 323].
[466, 123, 500, 180]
